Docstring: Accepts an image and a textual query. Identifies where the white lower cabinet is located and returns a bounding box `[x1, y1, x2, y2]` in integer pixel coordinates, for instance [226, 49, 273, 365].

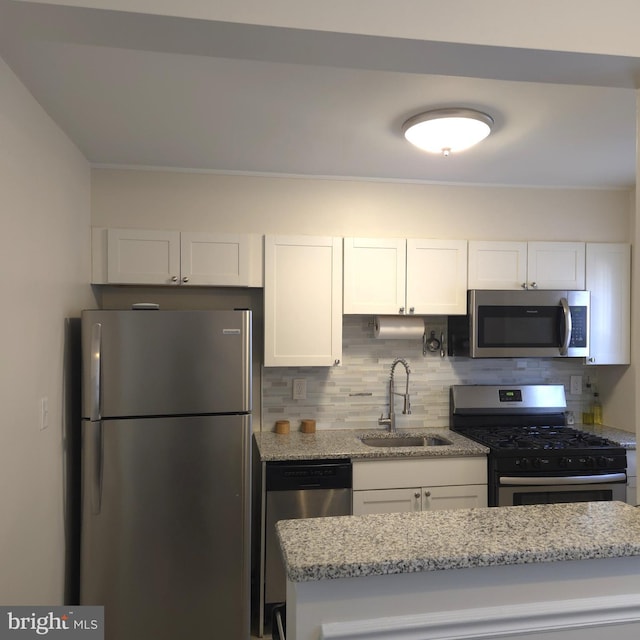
[627, 449, 637, 506]
[353, 484, 486, 515]
[352, 456, 487, 516]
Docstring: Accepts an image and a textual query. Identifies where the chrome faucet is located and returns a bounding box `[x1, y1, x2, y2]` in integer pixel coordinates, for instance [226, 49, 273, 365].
[378, 358, 411, 433]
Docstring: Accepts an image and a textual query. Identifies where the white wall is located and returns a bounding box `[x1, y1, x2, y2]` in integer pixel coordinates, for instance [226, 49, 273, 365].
[0, 56, 93, 604]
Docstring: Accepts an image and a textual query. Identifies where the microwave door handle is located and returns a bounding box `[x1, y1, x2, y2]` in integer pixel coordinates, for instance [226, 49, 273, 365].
[559, 297, 571, 355]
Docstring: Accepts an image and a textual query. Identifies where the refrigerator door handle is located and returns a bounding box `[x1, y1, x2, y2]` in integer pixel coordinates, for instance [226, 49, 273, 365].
[90, 323, 102, 421]
[89, 421, 103, 515]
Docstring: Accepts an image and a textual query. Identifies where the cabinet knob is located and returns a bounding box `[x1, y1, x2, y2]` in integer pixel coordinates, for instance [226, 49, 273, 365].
[414, 491, 421, 499]
[171, 275, 179, 283]
[530, 281, 538, 289]
[182, 276, 190, 283]
[521, 282, 528, 289]
[399, 306, 405, 314]
[424, 490, 431, 497]
[409, 307, 415, 314]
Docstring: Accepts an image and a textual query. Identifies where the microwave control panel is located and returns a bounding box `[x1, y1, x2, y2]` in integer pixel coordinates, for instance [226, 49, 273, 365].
[569, 306, 588, 347]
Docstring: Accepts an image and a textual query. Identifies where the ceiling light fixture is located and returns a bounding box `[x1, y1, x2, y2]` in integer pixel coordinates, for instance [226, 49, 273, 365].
[402, 108, 494, 157]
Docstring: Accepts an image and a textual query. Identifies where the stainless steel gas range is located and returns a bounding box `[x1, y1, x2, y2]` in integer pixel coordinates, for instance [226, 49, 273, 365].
[450, 384, 627, 507]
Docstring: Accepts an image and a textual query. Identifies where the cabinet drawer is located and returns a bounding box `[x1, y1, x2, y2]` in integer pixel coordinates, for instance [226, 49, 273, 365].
[353, 456, 487, 491]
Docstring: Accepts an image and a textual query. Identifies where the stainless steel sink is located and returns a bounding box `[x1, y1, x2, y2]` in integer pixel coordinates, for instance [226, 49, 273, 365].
[360, 434, 452, 448]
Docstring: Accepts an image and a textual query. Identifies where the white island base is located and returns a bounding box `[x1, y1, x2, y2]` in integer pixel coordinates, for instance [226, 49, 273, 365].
[287, 556, 640, 639]
[277, 503, 640, 640]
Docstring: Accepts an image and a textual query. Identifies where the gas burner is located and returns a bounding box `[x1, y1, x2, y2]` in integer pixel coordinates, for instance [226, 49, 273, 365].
[456, 424, 621, 452]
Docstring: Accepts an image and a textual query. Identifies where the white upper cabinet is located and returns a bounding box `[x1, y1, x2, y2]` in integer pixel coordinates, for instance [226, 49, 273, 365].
[343, 237, 406, 314]
[344, 237, 468, 315]
[468, 241, 585, 290]
[585, 242, 631, 365]
[93, 228, 262, 286]
[107, 228, 180, 285]
[406, 239, 468, 315]
[180, 232, 251, 286]
[264, 235, 342, 367]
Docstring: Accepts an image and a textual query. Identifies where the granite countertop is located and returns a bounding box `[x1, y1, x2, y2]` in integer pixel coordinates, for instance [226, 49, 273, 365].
[254, 428, 489, 461]
[576, 423, 636, 449]
[276, 501, 640, 583]
[255, 423, 635, 463]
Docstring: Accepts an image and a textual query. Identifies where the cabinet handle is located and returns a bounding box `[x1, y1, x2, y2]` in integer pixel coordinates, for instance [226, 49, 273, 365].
[334, 359, 341, 366]
[171, 275, 179, 283]
[182, 276, 190, 283]
[424, 490, 431, 497]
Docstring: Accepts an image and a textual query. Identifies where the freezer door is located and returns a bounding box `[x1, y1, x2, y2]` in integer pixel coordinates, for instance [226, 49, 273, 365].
[81, 309, 251, 418]
[80, 414, 251, 640]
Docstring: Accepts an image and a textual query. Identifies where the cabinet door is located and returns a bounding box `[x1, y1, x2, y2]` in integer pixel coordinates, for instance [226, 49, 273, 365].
[107, 228, 181, 285]
[527, 241, 585, 290]
[406, 239, 468, 314]
[180, 232, 250, 286]
[423, 484, 487, 510]
[468, 240, 527, 290]
[264, 235, 342, 367]
[343, 237, 406, 314]
[585, 243, 630, 365]
[352, 488, 421, 515]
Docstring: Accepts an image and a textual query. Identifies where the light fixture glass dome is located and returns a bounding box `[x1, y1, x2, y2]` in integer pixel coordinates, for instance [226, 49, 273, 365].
[403, 108, 493, 156]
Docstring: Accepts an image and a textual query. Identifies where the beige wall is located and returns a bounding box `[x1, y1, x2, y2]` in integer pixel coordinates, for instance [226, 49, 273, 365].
[0, 57, 94, 604]
[92, 168, 632, 241]
[91, 168, 636, 436]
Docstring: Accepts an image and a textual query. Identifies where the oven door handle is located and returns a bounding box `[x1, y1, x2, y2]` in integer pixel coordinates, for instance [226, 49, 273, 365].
[499, 473, 626, 486]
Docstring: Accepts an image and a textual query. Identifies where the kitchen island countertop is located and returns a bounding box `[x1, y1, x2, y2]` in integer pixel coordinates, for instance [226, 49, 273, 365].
[277, 500, 640, 583]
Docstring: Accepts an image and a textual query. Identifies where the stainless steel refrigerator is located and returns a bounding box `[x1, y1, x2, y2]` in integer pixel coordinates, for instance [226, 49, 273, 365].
[80, 308, 252, 640]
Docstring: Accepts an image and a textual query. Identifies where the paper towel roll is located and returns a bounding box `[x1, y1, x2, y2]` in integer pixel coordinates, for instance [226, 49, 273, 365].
[374, 316, 425, 339]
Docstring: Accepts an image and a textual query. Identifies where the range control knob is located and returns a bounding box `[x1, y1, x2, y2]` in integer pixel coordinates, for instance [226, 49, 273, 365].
[517, 458, 531, 470]
[596, 456, 615, 468]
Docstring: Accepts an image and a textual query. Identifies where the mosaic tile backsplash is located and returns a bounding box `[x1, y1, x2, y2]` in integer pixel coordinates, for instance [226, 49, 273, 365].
[261, 316, 595, 432]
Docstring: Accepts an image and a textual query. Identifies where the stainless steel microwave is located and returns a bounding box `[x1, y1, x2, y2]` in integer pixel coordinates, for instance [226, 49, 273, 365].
[448, 289, 590, 358]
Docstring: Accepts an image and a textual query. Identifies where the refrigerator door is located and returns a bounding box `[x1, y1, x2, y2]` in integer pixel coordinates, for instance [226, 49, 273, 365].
[80, 414, 251, 640]
[81, 309, 251, 418]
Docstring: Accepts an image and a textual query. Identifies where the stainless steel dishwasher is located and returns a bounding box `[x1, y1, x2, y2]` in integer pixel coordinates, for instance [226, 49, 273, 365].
[265, 459, 352, 606]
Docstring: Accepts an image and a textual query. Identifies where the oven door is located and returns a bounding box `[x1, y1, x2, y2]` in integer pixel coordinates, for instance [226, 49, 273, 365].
[497, 473, 627, 506]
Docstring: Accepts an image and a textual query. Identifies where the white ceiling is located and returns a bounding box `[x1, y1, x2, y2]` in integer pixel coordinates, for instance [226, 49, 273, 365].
[1, 0, 638, 188]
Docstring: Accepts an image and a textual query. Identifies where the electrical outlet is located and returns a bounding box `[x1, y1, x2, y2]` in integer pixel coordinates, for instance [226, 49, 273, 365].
[293, 378, 307, 400]
[40, 397, 49, 430]
[570, 375, 583, 395]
